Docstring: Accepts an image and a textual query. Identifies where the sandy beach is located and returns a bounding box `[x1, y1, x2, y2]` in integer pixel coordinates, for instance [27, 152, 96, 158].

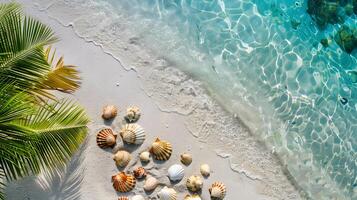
[4, 1, 302, 199]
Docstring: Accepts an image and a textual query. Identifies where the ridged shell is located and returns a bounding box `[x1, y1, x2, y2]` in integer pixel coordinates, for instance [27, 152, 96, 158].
[133, 167, 147, 179]
[186, 175, 203, 192]
[184, 194, 202, 200]
[102, 105, 118, 120]
[150, 138, 172, 161]
[139, 151, 151, 163]
[113, 150, 131, 167]
[157, 186, 177, 200]
[209, 182, 226, 200]
[111, 172, 136, 192]
[180, 153, 192, 165]
[96, 128, 117, 148]
[118, 197, 129, 200]
[124, 106, 141, 123]
[120, 124, 145, 145]
[200, 164, 210, 177]
[143, 176, 158, 191]
[168, 164, 185, 182]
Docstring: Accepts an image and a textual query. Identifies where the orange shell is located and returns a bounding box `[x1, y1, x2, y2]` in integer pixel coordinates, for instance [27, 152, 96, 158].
[96, 128, 117, 148]
[133, 167, 147, 179]
[111, 172, 136, 192]
[150, 138, 172, 161]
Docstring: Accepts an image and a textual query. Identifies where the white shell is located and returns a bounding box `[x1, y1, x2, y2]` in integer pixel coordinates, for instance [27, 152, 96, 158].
[168, 164, 185, 182]
[131, 195, 145, 200]
[125, 106, 141, 122]
[139, 151, 151, 162]
[157, 186, 177, 200]
[186, 175, 203, 192]
[120, 124, 145, 145]
[200, 164, 210, 177]
[143, 175, 158, 191]
[184, 194, 202, 200]
[113, 150, 131, 167]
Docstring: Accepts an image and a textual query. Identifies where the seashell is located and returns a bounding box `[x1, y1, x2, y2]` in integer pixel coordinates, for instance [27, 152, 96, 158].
[133, 167, 147, 179]
[131, 195, 145, 200]
[200, 164, 210, 177]
[120, 124, 145, 145]
[186, 175, 203, 192]
[180, 153, 192, 165]
[124, 106, 141, 122]
[111, 172, 136, 192]
[184, 194, 202, 200]
[139, 151, 151, 163]
[209, 182, 226, 200]
[118, 197, 129, 200]
[113, 150, 131, 167]
[143, 175, 159, 191]
[150, 138, 172, 161]
[167, 164, 185, 182]
[157, 186, 177, 200]
[96, 128, 117, 148]
[102, 105, 118, 120]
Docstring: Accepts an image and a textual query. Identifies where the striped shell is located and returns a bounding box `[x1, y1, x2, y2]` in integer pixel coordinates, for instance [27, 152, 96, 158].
[180, 153, 192, 165]
[184, 194, 202, 200]
[186, 175, 203, 192]
[143, 176, 158, 191]
[209, 182, 226, 200]
[157, 186, 177, 200]
[111, 172, 136, 192]
[150, 138, 172, 161]
[120, 124, 145, 145]
[132, 195, 145, 200]
[168, 164, 185, 182]
[118, 197, 129, 200]
[133, 167, 147, 179]
[124, 106, 141, 123]
[96, 128, 117, 148]
[113, 150, 131, 167]
[102, 105, 118, 120]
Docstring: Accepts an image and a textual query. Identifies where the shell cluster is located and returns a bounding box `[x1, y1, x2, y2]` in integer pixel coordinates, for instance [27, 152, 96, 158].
[112, 172, 136, 192]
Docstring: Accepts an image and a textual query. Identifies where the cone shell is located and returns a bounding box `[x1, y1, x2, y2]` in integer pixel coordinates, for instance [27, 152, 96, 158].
[186, 175, 203, 192]
[133, 167, 147, 179]
[111, 172, 136, 192]
[113, 150, 131, 167]
[157, 186, 177, 200]
[96, 128, 117, 148]
[120, 124, 145, 145]
[139, 151, 151, 163]
[180, 153, 192, 165]
[124, 106, 141, 122]
[184, 194, 202, 200]
[143, 176, 158, 191]
[209, 182, 226, 200]
[102, 105, 118, 120]
[150, 138, 172, 161]
[200, 164, 210, 177]
[132, 195, 145, 200]
[168, 164, 185, 182]
[118, 197, 129, 200]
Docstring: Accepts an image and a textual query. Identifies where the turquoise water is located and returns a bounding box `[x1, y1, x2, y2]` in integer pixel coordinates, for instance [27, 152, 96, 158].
[103, 0, 357, 199]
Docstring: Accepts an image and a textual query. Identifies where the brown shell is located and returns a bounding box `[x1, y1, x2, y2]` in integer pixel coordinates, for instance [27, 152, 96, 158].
[150, 138, 172, 161]
[180, 153, 192, 165]
[102, 105, 118, 120]
[133, 167, 147, 179]
[118, 197, 129, 200]
[112, 172, 136, 192]
[209, 182, 226, 200]
[96, 128, 117, 148]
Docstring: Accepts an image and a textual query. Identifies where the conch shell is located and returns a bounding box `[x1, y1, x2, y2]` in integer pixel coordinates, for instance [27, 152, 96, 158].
[150, 138, 172, 161]
[200, 164, 210, 177]
[139, 151, 151, 163]
[186, 175, 203, 192]
[184, 194, 202, 200]
[168, 164, 185, 182]
[143, 175, 158, 191]
[111, 172, 136, 192]
[120, 124, 145, 145]
[118, 197, 129, 200]
[124, 106, 141, 122]
[102, 105, 118, 120]
[133, 167, 147, 179]
[157, 186, 177, 200]
[96, 128, 117, 148]
[180, 153, 192, 165]
[132, 195, 145, 200]
[113, 150, 131, 167]
[209, 182, 226, 200]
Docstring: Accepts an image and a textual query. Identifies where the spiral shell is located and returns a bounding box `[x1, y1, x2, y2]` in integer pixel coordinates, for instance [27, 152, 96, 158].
[111, 172, 136, 192]
[133, 167, 147, 179]
[96, 128, 117, 148]
[139, 151, 151, 163]
[168, 164, 185, 182]
[157, 186, 177, 200]
[200, 164, 210, 177]
[184, 194, 202, 200]
[124, 106, 141, 123]
[209, 182, 226, 200]
[120, 124, 145, 145]
[102, 105, 118, 120]
[150, 138, 172, 161]
[186, 175, 203, 192]
[113, 150, 131, 167]
[118, 197, 129, 200]
[180, 153, 192, 165]
[143, 175, 158, 191]
[132, 195, 145, 200]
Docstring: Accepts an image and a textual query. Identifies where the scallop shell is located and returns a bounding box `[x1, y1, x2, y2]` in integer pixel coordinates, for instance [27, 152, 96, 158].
[168, 164, 185, 182]
[150, 138, 172, 161]
[120, 124, 145, 145]
[111, 172, 136, 192]
[133, 167, 147, 179]
[96, 128, 117, 148]
[118, 197, 129, 200]
[113, 150, 131, 167]
[143, 175, 159, 191]
[180, 153, 192, 165]
[139, 151, 151, 163]
[102, 105, 118, 120]
[124, 106, 141, 122]
[184, 194, 202, 200]
[186, 175, 203, 192]
[157, 186, 177, 200]
[209, 182, 226, 200]
[200, 164, 210, 177]
[131, 195, 145, 200]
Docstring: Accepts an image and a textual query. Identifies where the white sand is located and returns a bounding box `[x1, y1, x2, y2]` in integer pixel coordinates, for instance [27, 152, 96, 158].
[5, 1, 302, 199]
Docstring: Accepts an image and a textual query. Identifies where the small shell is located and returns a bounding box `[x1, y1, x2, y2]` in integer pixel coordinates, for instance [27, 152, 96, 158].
[143, 176, 158, 191]
[96, 128, 117, 148]
[200, 164, 210, 177]
[184, 194, 202, 200]
[139, 151, 151, 163]
[118, 197, 129, 200]
[102, 105, 118, 120]
[113, 150, 131, 167]
[157, 186, 177, 200]
[133, 167, 147, 179]
[150, 138, 172, 161]
[111, 172, 136, 192]
[209, 182, 226, 200]
[186, 175, 203, 192]
[180, 153, 192, 165]
[124, 106, 141, 122]
[131, 195, 145, 200]
[168, 164, 185, 182]
[120, 124, 145, 145]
